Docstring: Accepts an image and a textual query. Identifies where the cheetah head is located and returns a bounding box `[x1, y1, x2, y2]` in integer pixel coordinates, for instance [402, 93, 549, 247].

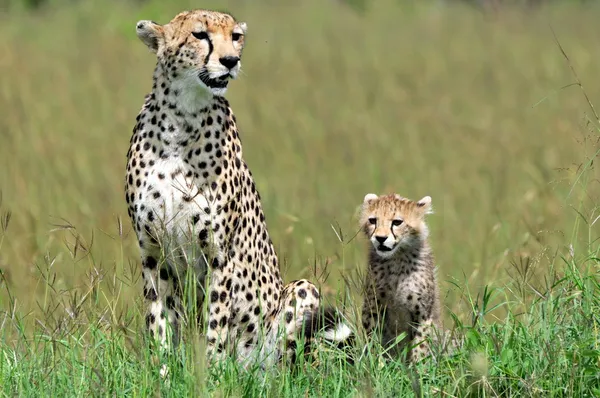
[360, 193, 433, 258]
[136, 10, 247, 98]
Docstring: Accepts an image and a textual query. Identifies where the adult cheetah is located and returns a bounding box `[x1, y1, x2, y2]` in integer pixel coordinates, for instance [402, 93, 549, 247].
[359, 193, 442, 363]
[125, 9, 343, 368]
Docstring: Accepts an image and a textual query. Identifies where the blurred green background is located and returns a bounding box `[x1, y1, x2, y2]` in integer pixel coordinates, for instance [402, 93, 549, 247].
[1, 0, 599, 328]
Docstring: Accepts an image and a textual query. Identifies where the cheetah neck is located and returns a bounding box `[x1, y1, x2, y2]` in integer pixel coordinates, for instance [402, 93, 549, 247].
[145, 64, 242, 159]
[153, 63, 215, 114]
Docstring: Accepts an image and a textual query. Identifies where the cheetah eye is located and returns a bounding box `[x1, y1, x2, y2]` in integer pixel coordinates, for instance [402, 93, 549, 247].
[368, 217, 376, 225]
[392, 219, 403, 227]
[232, 32, 242, 41]
[192, 31, 209, 41]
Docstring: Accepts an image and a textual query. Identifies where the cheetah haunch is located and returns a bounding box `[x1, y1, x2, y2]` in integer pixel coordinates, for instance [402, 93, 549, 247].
[124, 9, 345, 369]
[359, 193, 442, 363]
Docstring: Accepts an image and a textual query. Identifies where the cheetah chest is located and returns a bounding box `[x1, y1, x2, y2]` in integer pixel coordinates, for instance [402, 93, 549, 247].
[134, 157, 232, 267]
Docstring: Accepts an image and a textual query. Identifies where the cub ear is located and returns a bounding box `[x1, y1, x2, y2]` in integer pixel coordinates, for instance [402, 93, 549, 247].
[136, 20, 165, 53]
[416, 196, 433, 214]
[363, 193, 378, 203]
[238, 22, 248, 34]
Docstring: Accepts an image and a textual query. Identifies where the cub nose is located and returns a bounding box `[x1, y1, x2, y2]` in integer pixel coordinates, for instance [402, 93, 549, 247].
[375, 236, 387, 244]
[219, 56, 240, 70]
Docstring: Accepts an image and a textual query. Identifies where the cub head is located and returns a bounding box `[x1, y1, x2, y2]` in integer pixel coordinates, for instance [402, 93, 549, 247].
[136, 10, 247, 97]
[360, 193, 433, 258]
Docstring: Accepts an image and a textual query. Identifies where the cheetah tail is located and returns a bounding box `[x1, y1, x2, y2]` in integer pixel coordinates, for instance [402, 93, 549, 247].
[303, 306, 353, 346]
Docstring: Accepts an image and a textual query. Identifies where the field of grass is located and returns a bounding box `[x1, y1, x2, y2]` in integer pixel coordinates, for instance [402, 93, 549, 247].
[0, 0, 599, 396]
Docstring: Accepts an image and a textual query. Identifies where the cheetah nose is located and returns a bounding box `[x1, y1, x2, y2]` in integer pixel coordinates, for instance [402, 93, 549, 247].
[219, 56, 240, 70]
[375, 236, 387, 244]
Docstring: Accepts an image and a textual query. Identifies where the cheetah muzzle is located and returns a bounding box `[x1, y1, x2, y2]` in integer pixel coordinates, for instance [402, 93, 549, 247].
[198, 70, 231, 89]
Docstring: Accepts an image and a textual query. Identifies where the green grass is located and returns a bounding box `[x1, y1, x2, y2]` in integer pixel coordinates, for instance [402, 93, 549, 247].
[0, 0, 600, 396]
[1, 252, 598, 396]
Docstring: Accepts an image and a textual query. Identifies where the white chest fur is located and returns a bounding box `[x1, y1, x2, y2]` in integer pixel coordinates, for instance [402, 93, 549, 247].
[128, 98, 236, 270]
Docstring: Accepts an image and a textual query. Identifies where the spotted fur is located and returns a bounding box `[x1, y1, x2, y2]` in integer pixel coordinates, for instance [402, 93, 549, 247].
[359, 193, 442, 363]
[125, 9, 330, 370]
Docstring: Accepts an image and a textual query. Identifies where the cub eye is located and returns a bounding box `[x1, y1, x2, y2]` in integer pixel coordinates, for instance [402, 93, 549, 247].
[368, 217, 377, 225]
[232, 32, 242, 41]
[392, 219, 403, 227]
[192, 31, 209, 41]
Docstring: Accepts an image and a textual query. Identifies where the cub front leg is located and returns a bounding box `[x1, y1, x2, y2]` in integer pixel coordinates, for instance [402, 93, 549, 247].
[403, 290, 436, 364]
[361, 279, 381, 337]
[409, 317, 434, 363]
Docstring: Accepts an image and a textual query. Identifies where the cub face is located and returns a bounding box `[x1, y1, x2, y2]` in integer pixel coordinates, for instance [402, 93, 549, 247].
[136, 9, 247, 97]
[360, 193, 433, 258]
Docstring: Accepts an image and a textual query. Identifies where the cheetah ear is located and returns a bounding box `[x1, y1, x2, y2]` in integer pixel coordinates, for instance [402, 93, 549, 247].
[363, 193, 378, 203]
[136, 20, 165, 53]
[416, 196, 433, 214]
[238, 22, 248, 34]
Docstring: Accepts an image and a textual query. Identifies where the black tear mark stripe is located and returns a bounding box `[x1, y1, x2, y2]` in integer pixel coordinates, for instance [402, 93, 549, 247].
[205, 34, 214, 65]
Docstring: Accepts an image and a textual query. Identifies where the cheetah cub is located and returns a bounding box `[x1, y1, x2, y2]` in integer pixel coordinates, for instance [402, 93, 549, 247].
[359, 193, 442, 363]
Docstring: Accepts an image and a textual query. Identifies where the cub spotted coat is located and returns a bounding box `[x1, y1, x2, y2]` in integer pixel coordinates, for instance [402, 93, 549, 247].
[359, 193, 442, 363]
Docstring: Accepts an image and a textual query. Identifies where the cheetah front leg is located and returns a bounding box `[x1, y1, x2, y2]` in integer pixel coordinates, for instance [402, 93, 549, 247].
[204, 257, 234, 363]
[140, 253, 183, 376]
